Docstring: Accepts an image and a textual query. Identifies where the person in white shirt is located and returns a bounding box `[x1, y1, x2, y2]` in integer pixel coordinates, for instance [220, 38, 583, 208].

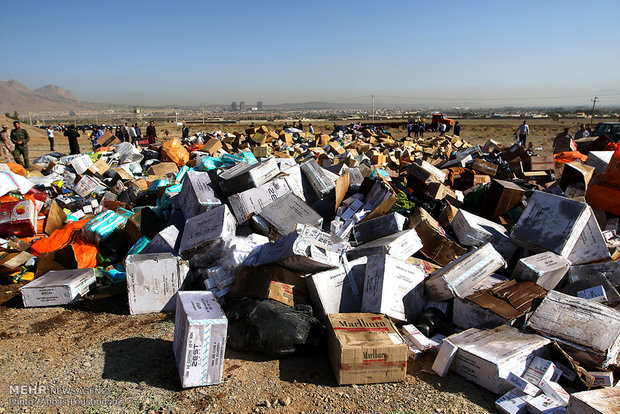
[516, 121, 530, 146]
[129, 125, 137, 145]
[438, 122, 446, 135]
[46, 126, 54, 151]
[308, 123, 315, 135]
[575, 124, 590, 139]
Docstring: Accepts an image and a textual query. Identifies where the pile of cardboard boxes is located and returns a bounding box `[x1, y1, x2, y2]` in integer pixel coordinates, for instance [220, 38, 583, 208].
[0, 124, 619, 411]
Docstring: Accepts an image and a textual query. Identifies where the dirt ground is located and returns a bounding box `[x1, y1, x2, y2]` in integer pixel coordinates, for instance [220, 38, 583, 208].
[0, 117, 612, 413]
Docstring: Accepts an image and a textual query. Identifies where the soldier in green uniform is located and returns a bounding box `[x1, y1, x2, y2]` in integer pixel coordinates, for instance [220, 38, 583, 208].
[10, 121, 30, 168]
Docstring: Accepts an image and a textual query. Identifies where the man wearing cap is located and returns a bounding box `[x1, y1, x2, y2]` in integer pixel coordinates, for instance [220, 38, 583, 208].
[10, 121, 30, 168]
[0, 125, 14, 162]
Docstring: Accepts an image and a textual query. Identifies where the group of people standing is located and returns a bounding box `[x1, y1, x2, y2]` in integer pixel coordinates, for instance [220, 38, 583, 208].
[407, 121, 426, 138]
[113, 122, 157, 145]
[0, 121, 30, 167]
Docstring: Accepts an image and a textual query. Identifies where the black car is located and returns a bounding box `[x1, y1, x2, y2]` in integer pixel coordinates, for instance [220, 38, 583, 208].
[591, 122, 620, 141]
[575, 122, 620, 153]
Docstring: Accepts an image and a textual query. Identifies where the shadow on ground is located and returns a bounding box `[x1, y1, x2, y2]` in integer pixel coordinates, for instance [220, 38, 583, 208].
[278, 352, 337, 387]
[408, 352, 496, 412]
[102, 337, 180, 391]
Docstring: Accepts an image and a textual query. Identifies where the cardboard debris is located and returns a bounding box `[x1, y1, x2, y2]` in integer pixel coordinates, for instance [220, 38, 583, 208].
[21, 268, 96, 307]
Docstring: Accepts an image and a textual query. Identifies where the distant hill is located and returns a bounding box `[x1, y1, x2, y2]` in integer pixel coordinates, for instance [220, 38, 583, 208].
[0, 80, 79, 113]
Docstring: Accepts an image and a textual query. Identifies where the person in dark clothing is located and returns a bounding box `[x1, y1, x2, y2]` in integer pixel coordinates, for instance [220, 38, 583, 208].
[146, 121, 157, 144]
[122, 123, 130, 143]
[135, 123, 142, 141]
[182, 124, 189, 139]
[297, 120, 303, 131]
[115, 126, 123, 142]
[64, 125, 81, 155]
[10, 121, 30, 168]
[407, 122, 413, 137]
[454, 121, 461, 136]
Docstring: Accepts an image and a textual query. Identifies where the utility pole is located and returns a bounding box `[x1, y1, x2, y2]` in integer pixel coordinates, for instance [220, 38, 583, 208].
[202, 104, 205, 125]
[590, 96, 598, 124]
[371, 95, 375, 122]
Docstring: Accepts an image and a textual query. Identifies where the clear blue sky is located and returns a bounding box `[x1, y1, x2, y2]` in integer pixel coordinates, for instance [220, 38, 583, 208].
[2, 0, 619, 107]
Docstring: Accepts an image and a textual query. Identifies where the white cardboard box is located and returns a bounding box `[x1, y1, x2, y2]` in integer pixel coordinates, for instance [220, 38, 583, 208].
[432, 338, 458, 377]
[525, 290, 620, 369]
[495, 388, 533, 414]
[142, 225, 180, 255]
[448, 325, 551, 394]
[451, 209, 516, 259]
[527, 394, 565, 414]
[125, 253, 190, 315]
[179, 204, 237, 265]
[567, 387, 620, 413]
[228, 178, 293, 224]
[586, 151, 614, 175]
[347, 229, 423, 261]
[21, 268, 96, 307]
[361, 254, 426, 322]
[306, 257, 367, 317]
[425, 243, 506, 301]
[173, 291, 227, 388]
[512, 252, 571, 290]
[177, 171, 221, 220]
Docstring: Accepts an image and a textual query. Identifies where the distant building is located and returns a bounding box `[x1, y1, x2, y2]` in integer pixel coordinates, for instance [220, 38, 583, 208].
[231, 102, 237, 111]
[257, 101, 263, 111]
[239, 101, 246, 112]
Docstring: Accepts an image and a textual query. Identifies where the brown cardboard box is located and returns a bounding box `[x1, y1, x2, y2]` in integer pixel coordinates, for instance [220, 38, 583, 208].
[408, 207, 467, 266]
[87, 158, 110, 177]
[252, 145, 271, 158]
[327, 313, 407, 385]
[559, 161, 595, 191]
[529, 155, 555, 171]
[471, 159, 499, 176]
[266, 281, 294, 307]
[229, 265, 308, 304]
[201, 137, 222, 155]
[145, 162, 179, 178]
[481, 179, 525, 219]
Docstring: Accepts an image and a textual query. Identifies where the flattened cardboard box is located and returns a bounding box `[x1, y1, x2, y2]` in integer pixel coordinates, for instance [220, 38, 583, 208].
[173, 291, 227, 388]
[449, 325, 551, 395]
[327, 313, 407, 385]
[306, 257, 367, 318]
[125, 253, 190, 315]
[525, 290, 620, 369]
[21, 268, 96, 307]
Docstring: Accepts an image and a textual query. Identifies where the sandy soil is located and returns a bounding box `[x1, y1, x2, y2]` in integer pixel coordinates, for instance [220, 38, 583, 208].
[0, 117, 612, 413]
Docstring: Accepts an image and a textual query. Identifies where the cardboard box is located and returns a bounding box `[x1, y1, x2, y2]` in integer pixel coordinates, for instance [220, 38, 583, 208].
[585, 151, 614, 175]
[407, 160, 447, 185]
[495, 389, 533, 414]
[243, 226, 340, 273]
[144, 162, 179, 177]
[432, 339, 458, 377]
[566, 387, 620, 414]
[228, 178, 293, 224]
[453, 280, 546, 329]
[471, 158, 499, 176]
[306, 257, 367, 317]
[87, 158, 111, 176]
[201, 137, 223, 155]
[230, 265, 308, 305]
[527, 395, 564, 414]
[257, 193, 323, 237]
[566, 277, 619, 306]
[125, 253, 190, 315]
[481, 179, 524, 219]
[179, 205, 237, 266]
[219, 158, 280, 196]
[361, 254, 426, 322]
[529, 155, 556, 172]
[408, 207, 467, 266]
[512, 252, 571, 290]
[525, 290, 620, 369]
[347, 229, 423, 261]
[539, 379, 570, 406]
[21, 268, 96, 307]
[327, 313, 407, 385]
[0, 199, 37, 238]
[559, 161, 595, 191]
[425, 243, 506, 301]
[352, 212, 407, 245]
[141, 225, 180, 255]
[173, 291, 227, 388]
[511, 191, 609, 264]
[448, 325, 551, 394]
[70, 154, 93, 175]
[300, 158, 338, 199]
[74, 174, 105, 197]
[451, 209, 516, 259]
[177, 171, 221, 220]
[567, 262, 620, 289]
[506, 372, 540, 396]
